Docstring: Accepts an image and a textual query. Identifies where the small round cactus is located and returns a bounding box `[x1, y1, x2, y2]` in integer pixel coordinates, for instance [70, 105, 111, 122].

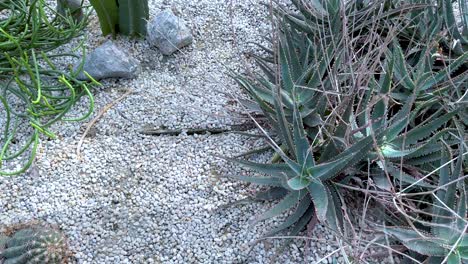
[0, 226, 69, 264]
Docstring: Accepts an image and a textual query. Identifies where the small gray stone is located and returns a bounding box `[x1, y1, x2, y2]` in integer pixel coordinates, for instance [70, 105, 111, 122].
[147, 10, 193, 55]
[57, 0, 83, 22]
[75, 41, 140, 81]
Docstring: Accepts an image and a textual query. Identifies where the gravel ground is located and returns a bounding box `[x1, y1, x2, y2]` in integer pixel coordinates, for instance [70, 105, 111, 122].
[4, 0, 460, 263]
[0, 0, 350, 263]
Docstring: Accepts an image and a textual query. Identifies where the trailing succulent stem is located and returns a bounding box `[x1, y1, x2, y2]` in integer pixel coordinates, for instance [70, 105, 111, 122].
[227, 0, 467, 260]
[0, 0, 95, 176]
[0, 226, 69, 264]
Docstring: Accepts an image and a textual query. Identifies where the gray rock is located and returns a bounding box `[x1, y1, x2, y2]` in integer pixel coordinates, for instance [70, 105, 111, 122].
[147, 10, 193, 55]
[57, 0, 83, 22]
[75, 41, 140, 81]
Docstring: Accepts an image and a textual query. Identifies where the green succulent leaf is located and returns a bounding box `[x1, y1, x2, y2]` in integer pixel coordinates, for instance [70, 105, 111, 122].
[404, 239, 448, 256]
[254, 187, 289, 201]
[308, 152, 356, 180]
[225, 157, 295, 178]
[325, 184, 344, 233]
[380, 144, 418, 158]
[264, 195, 312, 237]
[393, 43, 415, 90]
[377, 161, 435, 188]
[226, 175, 284, 187]
[288, 176, 311, 190]
[392, 110, 458, 146]
[253, 190, 307, 225]
[382, 227, 447, 256]
[307, 181, 328, 221]
[420, 52, 468, 90]
[292, 100, 315, 168]
[447, 252, 462, 264]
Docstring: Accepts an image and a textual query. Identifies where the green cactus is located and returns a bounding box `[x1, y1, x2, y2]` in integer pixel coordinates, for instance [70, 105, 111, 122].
[0, 227, 68, 264]
[117, 0, 149, 37]
[89, 0, 149, 37]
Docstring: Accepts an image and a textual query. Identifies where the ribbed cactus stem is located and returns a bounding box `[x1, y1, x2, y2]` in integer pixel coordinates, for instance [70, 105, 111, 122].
[0, 227, 68, 264]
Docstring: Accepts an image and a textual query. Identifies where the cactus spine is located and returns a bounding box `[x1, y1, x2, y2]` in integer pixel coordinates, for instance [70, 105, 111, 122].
[0, 227, 68, 264]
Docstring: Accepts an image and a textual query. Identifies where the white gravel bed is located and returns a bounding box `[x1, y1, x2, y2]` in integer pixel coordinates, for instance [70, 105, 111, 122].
[0, 0, 372, 263]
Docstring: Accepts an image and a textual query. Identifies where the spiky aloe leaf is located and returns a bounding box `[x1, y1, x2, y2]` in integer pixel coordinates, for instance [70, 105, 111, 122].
[433, 144, 465, 240]
[292, 100, 314, 168]
[307, 181, 328, 221]
[257, 76, 295, 109]
[324, 133, 375, 169]
[273, 48, 296, 157]
[459, 235, 468, 260]
[89, 0, 119, 36]
[405, 151, 442, 166]
[226, 175, 284, 187]
[308, 153, 356, 181]
[117, 0, 149, 37]
[382, 227, 447, 256]
[252, 55, 276, 83]
[393, 43, 416, 91]
[377, 161, 435, 188]
[253, 190, 307, 225]
[379, 127, 456, 165]
[373, 171, 392, 191]
[325, 184, 344, 233]
[447, 253, 462, 264]
[403, 135, 459, 160]
[225, 157, 295, 178]
[404, 239, 448, 256]
[272, 203, 317, 254]
[288, 176, 310, 190]
[279, 41, 295, 93]
[432, 145, 453, 234]
[420, 52, 468, 90]
[281, 29, 302, 81]
[382, 100, 415, 143]
[254, 187, 288, 201]
[264, 195, 312, 237]
[380, 144, 419, 158]
[392, 110, 458, 146]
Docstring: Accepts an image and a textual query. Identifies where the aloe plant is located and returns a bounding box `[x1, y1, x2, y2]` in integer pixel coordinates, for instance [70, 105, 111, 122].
[89, 0, 149, 37]
[227, 0, 467, 258]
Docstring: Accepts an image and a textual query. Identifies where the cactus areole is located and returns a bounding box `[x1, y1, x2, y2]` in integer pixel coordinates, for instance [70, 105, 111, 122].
[0, 227, 68, 264]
